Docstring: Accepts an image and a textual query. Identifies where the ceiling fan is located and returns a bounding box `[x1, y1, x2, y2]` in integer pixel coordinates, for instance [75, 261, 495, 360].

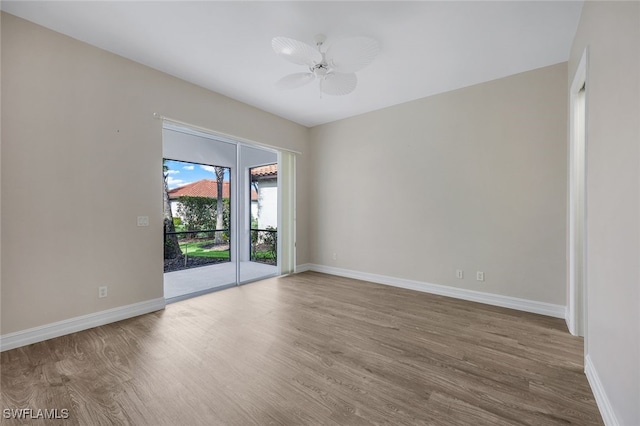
[271, 34, 380, 96]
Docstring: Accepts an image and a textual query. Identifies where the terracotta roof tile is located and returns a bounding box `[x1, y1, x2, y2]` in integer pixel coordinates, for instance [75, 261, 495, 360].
[168, 179, 257, 200]
[250, 164, 277, 177]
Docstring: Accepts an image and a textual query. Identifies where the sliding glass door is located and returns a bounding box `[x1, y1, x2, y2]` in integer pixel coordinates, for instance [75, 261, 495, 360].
[162, 124, 281, 302]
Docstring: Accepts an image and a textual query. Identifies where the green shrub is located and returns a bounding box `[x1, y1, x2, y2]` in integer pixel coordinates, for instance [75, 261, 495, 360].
[177, 196, 216, 230]
[175, 196, 231, 230]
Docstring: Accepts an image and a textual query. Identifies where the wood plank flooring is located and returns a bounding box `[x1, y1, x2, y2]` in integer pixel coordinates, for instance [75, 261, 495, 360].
[1, 272, 603, 425]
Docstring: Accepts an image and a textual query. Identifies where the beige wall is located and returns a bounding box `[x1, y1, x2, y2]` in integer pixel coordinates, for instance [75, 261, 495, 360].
[0, 13, 310, 334]
[310, 63, 568, 305]
[569, 2, 640, 424]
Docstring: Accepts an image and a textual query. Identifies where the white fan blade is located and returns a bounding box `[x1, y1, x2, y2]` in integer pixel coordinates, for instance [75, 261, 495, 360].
[320, 72, 357, 96]
[272, 37, 322, 67]
[275, 72, 315, 90]
[326, 37, 380, 73]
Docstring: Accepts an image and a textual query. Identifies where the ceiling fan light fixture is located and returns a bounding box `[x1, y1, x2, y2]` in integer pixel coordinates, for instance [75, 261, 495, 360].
[312, 64, 329, 77]
[272, 33, 379, 96]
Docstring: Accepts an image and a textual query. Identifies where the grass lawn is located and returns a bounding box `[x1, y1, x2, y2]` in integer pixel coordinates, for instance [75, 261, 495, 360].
[179, 239, 275, 262]
[180, 241, 230, 259]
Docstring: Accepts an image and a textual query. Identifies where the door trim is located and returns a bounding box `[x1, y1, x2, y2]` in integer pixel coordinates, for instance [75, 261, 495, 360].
[567, 48, 588, 341]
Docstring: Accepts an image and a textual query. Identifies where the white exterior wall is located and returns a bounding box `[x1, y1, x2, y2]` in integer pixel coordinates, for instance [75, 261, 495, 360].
[257, 179, 278, 230]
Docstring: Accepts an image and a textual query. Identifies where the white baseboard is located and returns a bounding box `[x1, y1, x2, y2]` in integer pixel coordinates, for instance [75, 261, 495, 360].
[0, 298, 166, 352]
[585, 354, 620, 426]
[306, 264, 566, 319]
[565, 310, 575, 335]
[295, 263, 312, 273]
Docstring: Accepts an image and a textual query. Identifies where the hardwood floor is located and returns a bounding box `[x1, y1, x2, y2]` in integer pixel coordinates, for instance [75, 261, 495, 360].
[1, 272, 603, 425]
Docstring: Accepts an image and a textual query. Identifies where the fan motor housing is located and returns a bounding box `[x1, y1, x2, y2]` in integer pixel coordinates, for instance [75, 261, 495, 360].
[312, 63, 329, 76]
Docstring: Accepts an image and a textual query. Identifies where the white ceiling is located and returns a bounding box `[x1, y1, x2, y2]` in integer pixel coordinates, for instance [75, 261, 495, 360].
[2, 1, 583, 127]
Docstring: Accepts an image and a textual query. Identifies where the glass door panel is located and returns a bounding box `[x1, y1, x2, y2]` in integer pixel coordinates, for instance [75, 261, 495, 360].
[162, 127, 237, 302]
[239, 145, 279, 283]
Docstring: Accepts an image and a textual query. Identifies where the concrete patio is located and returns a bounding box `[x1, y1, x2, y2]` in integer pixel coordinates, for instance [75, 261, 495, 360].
[164, 261, 279, 302]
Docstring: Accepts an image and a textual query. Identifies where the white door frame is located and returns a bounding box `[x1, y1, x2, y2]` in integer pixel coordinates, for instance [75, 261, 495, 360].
[567, 48, 588, 341]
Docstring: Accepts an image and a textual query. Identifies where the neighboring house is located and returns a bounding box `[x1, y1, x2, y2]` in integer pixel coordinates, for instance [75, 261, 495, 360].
[168, 179, 257, 220]
[250, 164, 278, 229]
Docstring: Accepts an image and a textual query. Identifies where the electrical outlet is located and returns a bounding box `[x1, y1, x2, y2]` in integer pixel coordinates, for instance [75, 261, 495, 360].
[332, 252, 337, 261]
[456, 269, 464, 279]
[137, 216, 149, 227]
[98, 286, 108, 298]
[476, 271, 485, 282]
